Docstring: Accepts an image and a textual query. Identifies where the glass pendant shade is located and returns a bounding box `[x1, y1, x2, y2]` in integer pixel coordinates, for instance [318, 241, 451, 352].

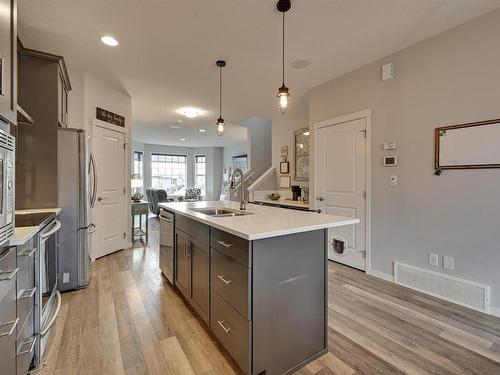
[216, 117, 225, 137]
[277, 84, 290, 114]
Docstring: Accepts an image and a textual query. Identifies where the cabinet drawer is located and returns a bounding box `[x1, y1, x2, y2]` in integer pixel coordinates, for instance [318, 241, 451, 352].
[211, 290, 251, 374]
[0, 283, 17, 375]
[17, 310, 35, 375]
[210, 228, 250, 267]
[16, 238, 36, 282]
[176, 215, 209, 245]
[0, 247, 18, 301]
[211, 249, 251, 319]
[17, 261, 35, 335]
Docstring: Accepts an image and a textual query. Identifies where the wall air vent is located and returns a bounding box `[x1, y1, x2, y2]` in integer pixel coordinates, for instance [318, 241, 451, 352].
[394, 262, 490, 313]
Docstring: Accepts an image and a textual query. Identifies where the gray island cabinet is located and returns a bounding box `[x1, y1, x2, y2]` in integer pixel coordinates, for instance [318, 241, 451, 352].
[160, 201, 358, 375]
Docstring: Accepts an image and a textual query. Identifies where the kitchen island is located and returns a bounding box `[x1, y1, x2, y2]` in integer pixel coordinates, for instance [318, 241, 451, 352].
[159, 201, 358, 375]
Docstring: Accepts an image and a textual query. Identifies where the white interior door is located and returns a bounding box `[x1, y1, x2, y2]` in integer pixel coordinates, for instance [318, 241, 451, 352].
[315, 117, 367, 270]
[92, 125, 127, 259]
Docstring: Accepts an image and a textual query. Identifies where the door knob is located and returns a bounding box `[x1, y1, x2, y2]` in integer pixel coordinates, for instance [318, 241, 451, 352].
[317, 196, 324, 201]
[97, 196, 107, 202]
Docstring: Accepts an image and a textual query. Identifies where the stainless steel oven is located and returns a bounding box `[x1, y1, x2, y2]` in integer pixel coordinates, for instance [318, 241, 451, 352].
[0, 129, 14, 245]
[36, 217, 62, 362]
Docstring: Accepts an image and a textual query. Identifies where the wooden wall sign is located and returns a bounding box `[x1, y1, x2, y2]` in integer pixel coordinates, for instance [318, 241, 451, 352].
[96, 107, 125, 128]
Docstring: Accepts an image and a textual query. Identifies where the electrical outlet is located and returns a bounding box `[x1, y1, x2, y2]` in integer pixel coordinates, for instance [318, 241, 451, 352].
[63, 272, 70, 284]
[390, 175, 398, 186]
[429, 253, 439, 267]
[443, 256, 455, 270]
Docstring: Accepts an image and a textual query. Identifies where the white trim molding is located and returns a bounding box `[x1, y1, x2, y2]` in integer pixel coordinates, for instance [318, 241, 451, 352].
[312, 109, 372, 273]
[366, 268, 393, 282]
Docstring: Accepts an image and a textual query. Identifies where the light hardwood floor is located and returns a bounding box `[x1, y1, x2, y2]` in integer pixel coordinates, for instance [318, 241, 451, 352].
[39, 217, 500, 374]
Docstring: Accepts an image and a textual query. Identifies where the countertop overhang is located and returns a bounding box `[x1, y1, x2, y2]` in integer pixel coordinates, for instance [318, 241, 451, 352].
[159, 201, 359, 240]
[10, 208, 62, 246]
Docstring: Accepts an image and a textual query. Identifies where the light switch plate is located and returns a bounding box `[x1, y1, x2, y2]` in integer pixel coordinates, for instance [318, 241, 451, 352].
[443, 256, 455, 270]
[390, 175, 398, 186]
[384, 141, 397, 150]
[382, 63, 394, 80]
[429, 253, 439, 267]
[63, 272, 70, 284]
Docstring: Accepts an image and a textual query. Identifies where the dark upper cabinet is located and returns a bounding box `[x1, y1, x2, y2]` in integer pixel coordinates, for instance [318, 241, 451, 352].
[0, 0, 17, 126]
[16, 45, 71, 208]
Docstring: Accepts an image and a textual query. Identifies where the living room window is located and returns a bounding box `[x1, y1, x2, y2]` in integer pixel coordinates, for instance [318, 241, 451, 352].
[195, 155, 207, 196]
[133, 151, 143, 179]
[151, 153, 187, 196]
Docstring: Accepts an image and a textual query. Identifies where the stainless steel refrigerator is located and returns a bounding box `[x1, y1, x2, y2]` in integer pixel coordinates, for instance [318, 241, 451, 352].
[57, 128, 96, 291]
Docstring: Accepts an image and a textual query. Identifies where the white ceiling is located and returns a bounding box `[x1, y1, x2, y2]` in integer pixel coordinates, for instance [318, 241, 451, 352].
[18, 0, 500, 147]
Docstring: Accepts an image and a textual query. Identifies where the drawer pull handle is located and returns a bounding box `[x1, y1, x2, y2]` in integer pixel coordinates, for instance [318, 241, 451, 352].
[217, 275, 232, 285]
[217, 320, 232, 334]
[0, 318, 19, 337]
[217, 240, 232, 248]
[0, 268, 19, 281]
[18, 337, 37, 356]
[19, 248, 37, 257]
[18, 287, 37, 300]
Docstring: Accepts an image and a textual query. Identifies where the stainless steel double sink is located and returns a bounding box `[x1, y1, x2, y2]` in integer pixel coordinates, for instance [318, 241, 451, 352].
[189, 207, 253, 217]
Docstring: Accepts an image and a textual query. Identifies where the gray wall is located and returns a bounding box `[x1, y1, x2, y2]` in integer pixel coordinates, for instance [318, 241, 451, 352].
[242, 117, 272, 179]
[308, 10, 500, 310]
[132, 142, 223, 200]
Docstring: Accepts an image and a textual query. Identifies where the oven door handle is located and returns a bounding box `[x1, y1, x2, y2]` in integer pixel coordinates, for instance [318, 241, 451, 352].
[40, 290, 61, 337]
[41, 220, 62, 241]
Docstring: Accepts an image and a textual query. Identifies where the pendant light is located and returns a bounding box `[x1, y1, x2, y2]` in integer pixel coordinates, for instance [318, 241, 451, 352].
[277, 0, 291, 114]
[216, 60, 226, 136]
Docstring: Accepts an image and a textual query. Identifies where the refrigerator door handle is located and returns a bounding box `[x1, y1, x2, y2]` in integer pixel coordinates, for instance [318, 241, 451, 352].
[89, 152, 97, 208]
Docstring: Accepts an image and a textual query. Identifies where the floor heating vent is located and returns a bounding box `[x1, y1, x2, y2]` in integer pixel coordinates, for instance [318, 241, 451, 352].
[394, 262, 490, 313]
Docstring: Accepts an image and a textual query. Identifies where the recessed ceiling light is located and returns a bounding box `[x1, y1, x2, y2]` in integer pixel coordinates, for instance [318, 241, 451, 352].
[178, 107, 202, 118]
[303, 131, 310, 136]
[180, 138, 186, 141]
[101, 35, 118, 47]
[199, 129, 206, 133]
[291, 60, 310, 69]
[170, 125, 181, 129]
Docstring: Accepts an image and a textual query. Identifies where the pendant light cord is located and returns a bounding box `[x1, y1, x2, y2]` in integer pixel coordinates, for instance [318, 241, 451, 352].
[282, 11, 285, 85]
[219, 66, 223, 118]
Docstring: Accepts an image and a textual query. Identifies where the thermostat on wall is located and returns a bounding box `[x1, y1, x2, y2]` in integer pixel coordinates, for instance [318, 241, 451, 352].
[384, 156, 398, 166]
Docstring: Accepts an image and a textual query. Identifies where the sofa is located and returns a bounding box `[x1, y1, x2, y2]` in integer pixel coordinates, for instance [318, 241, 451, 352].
[145, 188, 174, 216]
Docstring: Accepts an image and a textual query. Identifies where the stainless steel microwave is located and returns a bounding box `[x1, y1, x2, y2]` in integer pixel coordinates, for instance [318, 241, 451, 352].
[0, 129, 15, 245]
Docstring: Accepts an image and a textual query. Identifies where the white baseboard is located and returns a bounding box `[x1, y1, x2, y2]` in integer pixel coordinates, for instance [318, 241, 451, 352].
[366, 268, 393, 282]
[489, 306, 500, 318]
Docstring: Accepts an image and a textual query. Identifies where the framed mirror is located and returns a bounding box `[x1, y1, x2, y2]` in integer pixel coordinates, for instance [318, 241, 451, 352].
[294, 127, 310, 180]
[434, 118, 500, 175]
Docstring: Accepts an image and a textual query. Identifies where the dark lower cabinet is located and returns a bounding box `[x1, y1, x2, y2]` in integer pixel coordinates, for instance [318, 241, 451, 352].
[175, 231, 191, 299]
[191, 239, 209, 322]
[174, 227, 209, 324]
[169, 211, 327, 375]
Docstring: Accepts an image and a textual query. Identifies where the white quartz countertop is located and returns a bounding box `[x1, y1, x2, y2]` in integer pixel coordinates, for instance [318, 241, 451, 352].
[10, 208, 62, 246]
[159, 201, 358, 240]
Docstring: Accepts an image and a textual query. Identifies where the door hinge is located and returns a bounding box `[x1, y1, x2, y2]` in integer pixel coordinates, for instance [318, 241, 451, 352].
[123, 143, 127, 150]
[362, 190, 366, 198]
[361, 129, 367, 138]
[123, 188, 126, 194]
[360, 250, 366, 258]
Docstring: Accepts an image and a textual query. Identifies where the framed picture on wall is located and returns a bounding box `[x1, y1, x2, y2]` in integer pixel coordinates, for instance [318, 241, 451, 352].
[294, 127, 310, 180]
[280, 161, 289, 174]
[232, 154, 248, 170]
[279, 175, 291, 189]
